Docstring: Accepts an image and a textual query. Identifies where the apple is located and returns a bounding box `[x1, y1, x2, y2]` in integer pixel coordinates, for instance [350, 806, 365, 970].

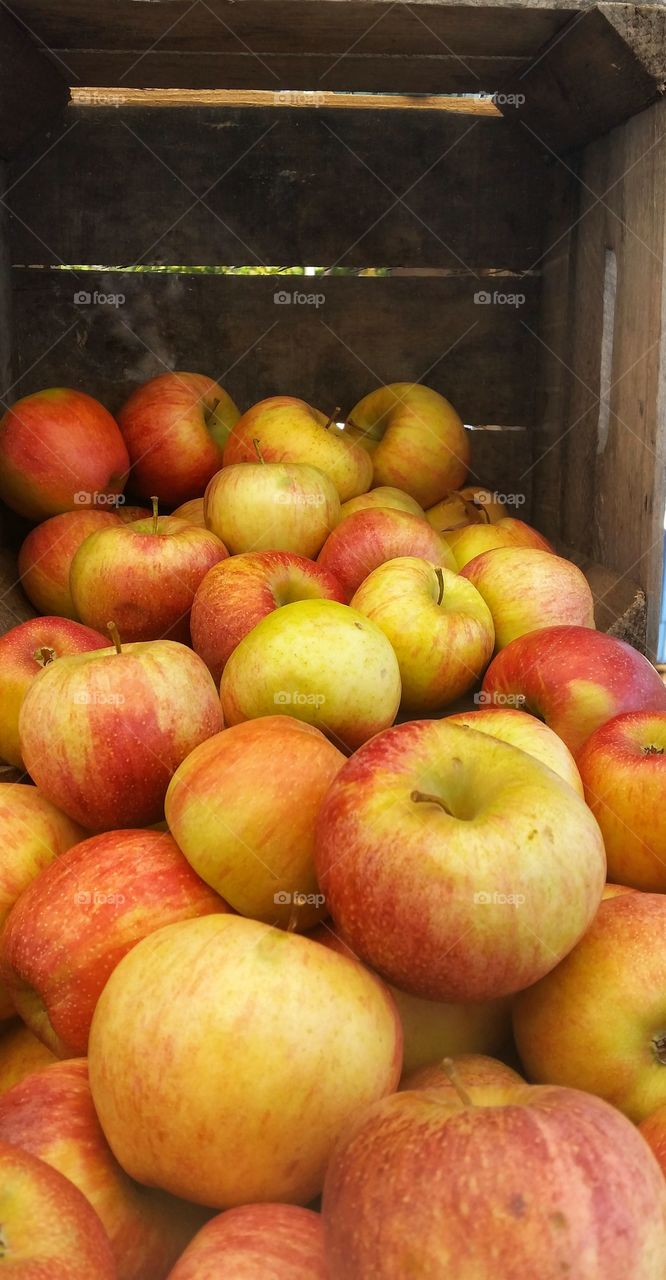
[0, 1022, 57, 1094]
[0, 387, 129, 520]
[425, 490, 482, 532]
[204, 458, 340, 557]
[88, 914, 402, 1207]
[0, 784, 83, 1021]
[117, 371, 241, 506]
[602, 882, 637, 899]
[459, 485, 508, 522]
[321, 1078, 666, 1279]
[0, 1060, 206, 1280]
[1, 827, 229, 1056]
[483, 626, 666, 754]
[513, 891, 666, 1122]
[0, 1139, 116, 1277]
[350, 556, 494, 712]
[0, 616, 108, 768]
[314, 719, 606, 1001]
[345, 383, 469, 507]
[317, 507, 457, 600]
[18, 509, 122, 618]
[166, 718, 343, 928]
[338, 486, 424, 523]
[172, 497, 206, 526]
[576, 712, 666, 891]
[190, 550, 345, 684]
[446, 707, 583, 795]
[461, 547, 595, 649]
[312, 926, 512, 1076]
[220, 599, 401, 752]
[401, 1052, 523, 1093]
[18, 636, 223, 831]
[165, 1204, 327, 1280]
[70, 505, 228, 644]
[223, 395, 372, 502]
[444, 517, 554, 570]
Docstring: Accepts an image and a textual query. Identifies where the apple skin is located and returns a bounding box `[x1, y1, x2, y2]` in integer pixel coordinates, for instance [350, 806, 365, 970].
[425, 490, 482, 532]
[172, 497, 206, 526]
[88, 914, 402, 1208]
[19, 639, 223, 831]
[0, 616, 108, 768]
[602, 882, 637, 899]
[513, 892, 666, 1123]
[223, 395, 372, 502]
[338, 486, 424, 522]
[0, 387, 130, 520]
[576, 712, 666, 891]
[317, 507, 457, 600]
[165, 718, 343, 928]
[0, 1060, 207, 1280]
[190, 551, 346, 685]
[461, 547, 595, 650]
[639, 1106, 666, 1180]
[351, 556, 494, 712]
[401, 1052, 523, 1094]
[165, 1204, 327, 1280]
[321, 1081, 666, 1279]
[204, 460, 340, 557]
[0, 827, 228, 1057]
[0, 1022, 57, 1093]
[117, 371, 241, 506]
[314, 719, 606, 1001]
[220, 599, 401, 752]
[0, 1139, 117, 1278]
[444, 517, 554, 570]
[18, 509, 122, 618]
[446, 707, 584, 795]
[0, 784, 84, 1021]
[70, 514, 228, 644]
[483, 626, 666, 754]
[311, 926, 512, 1076]
[345, 383, 469, 507]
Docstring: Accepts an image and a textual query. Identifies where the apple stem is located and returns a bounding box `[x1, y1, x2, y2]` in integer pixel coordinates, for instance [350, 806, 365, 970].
[323, 406, 341, 431]
[33, 645, 57, 668]
[410, 790, 453, 816]
[441, 1058, 474, 1107]
[107, 622, 123, 654]
[643, 744, 665, 756]
[253, 438, 265, 465]
[435, 567, 445, 606]
[150, 495, 159, 534]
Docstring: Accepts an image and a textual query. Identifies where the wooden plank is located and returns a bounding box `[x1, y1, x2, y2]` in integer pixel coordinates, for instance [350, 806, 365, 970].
[7, 105, 545, 270]
[560, 98, 666, 659]
[0, 9, 69, 159]
[505, 4, 666, 154]
[0, 163, 12, 401]
[8, 268, 540, 437]
[67, 89, 500, 114]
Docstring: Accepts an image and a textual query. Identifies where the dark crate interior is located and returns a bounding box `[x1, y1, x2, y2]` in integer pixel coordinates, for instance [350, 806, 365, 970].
[1, 0, 666, 654]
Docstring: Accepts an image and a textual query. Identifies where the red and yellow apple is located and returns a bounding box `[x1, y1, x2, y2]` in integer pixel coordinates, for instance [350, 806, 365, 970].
[317, 507, 456, 599]
[88, 914, 402, 1207]
[444, 517, 554, 571]
[401, 1052, 523, 1093]
[18, 509, 122, 618]
[350, 557, 494, 712]
[1, 828, 228, 1056]
[461, 547, 595, 649]
[314, 719, 606, 1001]
[0, 616, 108, 767]
[18, 638, 223, 830]
[204, 459, 340, 557]
[0, 387, 129, 520]
[166, 1204, 327, 1280]
[117, 371, 240, 506]
[172, 497, 205, 526]
[338, 486, 424, 522]
[483, 626, 666, 754]
[446, 706, 583, 795]
[220, 599, 401, 752]
[190, 550, 345, 684]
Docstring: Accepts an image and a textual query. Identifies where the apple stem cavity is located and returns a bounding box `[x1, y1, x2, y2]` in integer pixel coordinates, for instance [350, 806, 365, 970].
[643, 744, 665, 756]
[33, 645, 57, 668]
[442, 1058, 474, 1107]
[107, 621, 123, 655]
[410, 790, 453, 817]
[150, 495, 160, 534]
[324, 406, 341, 431]
[435, 567, 445, 606]
[253, 438, 266, 465]
[471, 501, 491, 525]
[653, 1033, 666, 1064]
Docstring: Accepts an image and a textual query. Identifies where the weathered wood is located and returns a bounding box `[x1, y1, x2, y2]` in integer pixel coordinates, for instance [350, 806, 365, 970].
[0, 510, 34, 636]
[7, 105, 546, 271]
[505, 4, 666, 154]
[68, 88, 500, 114]
[559, 545, 647, 649]
[9, 267, 540, 440]
[0, 8, 69, 159]
[0, 163, 12, 402]
[560, 98, 666, 659]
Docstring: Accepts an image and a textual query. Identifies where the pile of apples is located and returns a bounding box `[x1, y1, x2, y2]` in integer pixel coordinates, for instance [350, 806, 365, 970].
[1, 374, 666, 1278]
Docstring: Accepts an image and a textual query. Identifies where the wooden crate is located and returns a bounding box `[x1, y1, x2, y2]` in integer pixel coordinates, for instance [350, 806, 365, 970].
[1, 0, 666, 653]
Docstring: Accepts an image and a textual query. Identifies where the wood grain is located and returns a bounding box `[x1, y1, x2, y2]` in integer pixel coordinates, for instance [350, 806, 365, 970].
[0, 8, 69, 159]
